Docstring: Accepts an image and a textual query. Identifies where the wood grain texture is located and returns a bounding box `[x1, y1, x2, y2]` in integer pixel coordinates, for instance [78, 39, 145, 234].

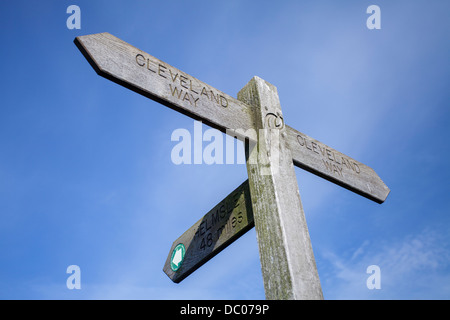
[163, 180, 254, 283]
[238, 76, 323, 300]
[286, 126, 390, 203]
[74, 32, 389, 203]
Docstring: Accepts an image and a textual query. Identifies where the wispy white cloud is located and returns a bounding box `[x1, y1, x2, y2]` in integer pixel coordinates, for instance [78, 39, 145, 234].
[320, 227, 450, 299]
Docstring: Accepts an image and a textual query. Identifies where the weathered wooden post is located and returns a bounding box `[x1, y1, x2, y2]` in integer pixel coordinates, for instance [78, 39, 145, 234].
[238, 77, 323, 300]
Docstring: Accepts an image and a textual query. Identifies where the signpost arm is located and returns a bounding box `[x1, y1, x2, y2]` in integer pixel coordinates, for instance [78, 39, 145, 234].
[238, 77, 323, 300]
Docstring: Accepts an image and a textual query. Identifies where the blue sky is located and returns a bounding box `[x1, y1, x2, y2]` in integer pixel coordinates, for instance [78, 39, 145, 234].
[0, 1, 449, 299]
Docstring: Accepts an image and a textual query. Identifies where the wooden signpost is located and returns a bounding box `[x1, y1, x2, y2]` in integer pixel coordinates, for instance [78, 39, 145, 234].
[75, 32, 390, 299]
